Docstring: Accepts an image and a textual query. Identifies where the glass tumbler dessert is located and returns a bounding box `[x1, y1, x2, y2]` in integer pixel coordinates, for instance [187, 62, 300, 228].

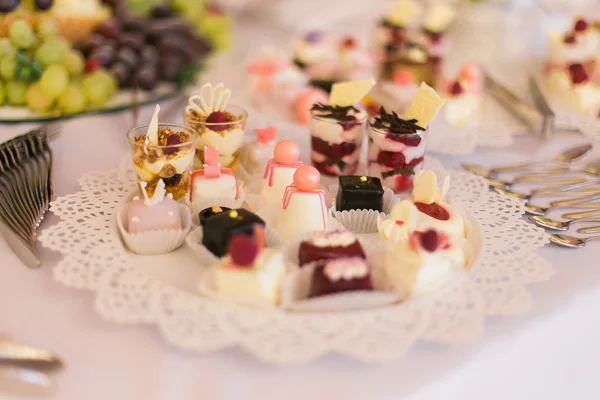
[310, 105, 367, 176]
[128, 123, 197, 201]
[367, 114, 427, 193]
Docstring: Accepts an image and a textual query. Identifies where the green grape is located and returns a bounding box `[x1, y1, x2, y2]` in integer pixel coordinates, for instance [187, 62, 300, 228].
[9, 19, 36, 49]
[58, 82, 86, 114]
[0, 81, 5, 105]
[125, 0, 161, 15]
[35, 37, 69, 66]
[26, 82, 54, 112]
[6, 80, 27, 105]
[39, 64, 69, 99]
[82, 71, 113, 106]
[37, 17, 60, 39]
[61, 50, 84, 76]
[0, 55, 16, 80]
[95, 68, 117, 96]
[197, 15, 232, 51]
[0, 39, 15, 58]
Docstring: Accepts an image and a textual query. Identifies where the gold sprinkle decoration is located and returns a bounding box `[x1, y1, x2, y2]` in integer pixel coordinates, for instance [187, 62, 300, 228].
[212, 206, 223, 213]
[229, 210, 239, 219]
[359, 176, 368, 183]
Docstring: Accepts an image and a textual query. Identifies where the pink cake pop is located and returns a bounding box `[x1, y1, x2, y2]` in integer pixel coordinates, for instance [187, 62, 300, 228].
[294, 165, 320, 191]
[274, 140, 300, 165]
[295, 88, 329, 125]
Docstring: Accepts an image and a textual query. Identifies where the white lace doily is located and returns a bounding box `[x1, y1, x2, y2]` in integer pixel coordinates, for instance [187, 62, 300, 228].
[39, 152, 552, 363]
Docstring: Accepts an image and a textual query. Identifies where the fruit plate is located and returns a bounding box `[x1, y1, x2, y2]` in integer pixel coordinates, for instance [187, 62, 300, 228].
[0, 82, 181, 124]
[38, 151, 553, 364]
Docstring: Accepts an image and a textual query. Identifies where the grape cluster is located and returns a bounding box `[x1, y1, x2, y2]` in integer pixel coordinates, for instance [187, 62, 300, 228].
[83, 0, 212, 91]
[0, 13, 116, 113]
[0, 0, 54, 13]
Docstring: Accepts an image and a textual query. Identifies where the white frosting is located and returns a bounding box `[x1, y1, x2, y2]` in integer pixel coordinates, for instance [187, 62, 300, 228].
[310, 114, 365, 144]
[242, 142, 276, 174]
[196, 128, 245, 167]
[141, 150, 195, 175]
[548, 31, 599, 65]
[260, 164, 300, 206]
[192, 174, 237, 200]
[292, 35, 335, 65]
[377, 200, 418, 241]
[276, 191, 328, 240]
[311, 230, 356, 247]
[216, 249, 285, 305]
[444, 93, 480, 127]
[324, 257, 369, 281]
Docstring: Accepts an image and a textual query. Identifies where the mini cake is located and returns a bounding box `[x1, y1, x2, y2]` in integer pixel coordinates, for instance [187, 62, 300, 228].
[190, 147, 242, 202]
[384, 229, 465, 296]
[241, 126, 278, 174]
[309, 257, 373, 297]
[126, 180, 181, 234]
[202, 208, 265, 258]
[411, 170, 465, 237]
[547, 18, 599, 74]
[198, 206, 231, 226]
[184, 82, 247, 169]
[310, 78, 375, 176]
[275, 166, 329, 240]
[336, 175, 384, 212]
[367, 83, 444, 192]
[260, 140, 304, 206]
[377, 200, 418, 241]
[373, 0, 423, 61]
[548, 63, 600, 116]
[130, 105, 196, 200]
[292, 30, 336, 71]
[443, 64, 482, 127]
[298, 229, 365, 266]
[337, 36, 376, 81]
[215, 230, 286, 305]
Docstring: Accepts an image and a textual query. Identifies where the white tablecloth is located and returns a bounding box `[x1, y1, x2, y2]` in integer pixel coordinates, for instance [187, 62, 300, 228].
[2, 3, 600, 399]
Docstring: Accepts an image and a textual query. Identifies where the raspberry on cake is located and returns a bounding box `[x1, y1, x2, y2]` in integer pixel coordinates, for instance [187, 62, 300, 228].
[298, 230, 365, 266]
[309, 257, 373, 297]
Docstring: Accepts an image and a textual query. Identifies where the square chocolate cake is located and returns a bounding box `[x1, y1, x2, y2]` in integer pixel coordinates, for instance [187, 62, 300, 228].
[336, 176, 384, 212]
[202, 208, 265, 258]
[298, 230, 365, 266]
[198, 206, 231, 226]
[309, 257, 373, 297]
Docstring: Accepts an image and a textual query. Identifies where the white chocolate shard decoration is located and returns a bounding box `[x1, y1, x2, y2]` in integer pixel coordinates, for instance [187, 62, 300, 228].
[328, 78, 376, 107]
[413, 170, 450, 205]
[388, 0, 423, 27]
[186, 82, 232, 117]
[378, 200, 418, 241]
[423, 2, 457, 33]
[145, 104, 160, 147]
[139, 179, 170, 206]
[404, 82, 445, 128]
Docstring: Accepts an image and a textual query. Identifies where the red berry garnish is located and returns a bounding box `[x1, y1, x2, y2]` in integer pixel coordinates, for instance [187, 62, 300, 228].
[206, 111, 229, 132]
[574, 18, 588, 32]
[163, 134, 181, 155]
[450, 81, 463, 96]
[394, 175, 414, 191]
[420, 229, 439, 252]
[229, 234, 258, 267]
[341, 36, 356, 49]
[85, 58, 101, 73]
[564, 33, 576, 44]
[568, 63, 589, 84]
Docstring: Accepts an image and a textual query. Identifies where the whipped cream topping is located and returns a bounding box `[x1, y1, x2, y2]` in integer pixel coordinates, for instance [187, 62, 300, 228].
[311, 230, 356, 247]
[323, 257, 369, 281]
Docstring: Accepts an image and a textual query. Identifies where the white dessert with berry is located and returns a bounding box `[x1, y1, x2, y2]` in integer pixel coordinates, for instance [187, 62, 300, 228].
[442, 64, 482, 127]
[548, 63, 600, 116]
[377, 200, 418, 242]
[214, 228, 286, 305]
[373, 0, 423, 59]
[420, 2, 456, 62]
[260, 141, 304, 207]
[310, 78, 375, 176]
[292, 30, 336, 72]
[337, 36, 376, 81]
[190, 147, 243, 204]
[548, 18, 599, 73]
[384, 229, 465, 296]
[275, 166, 329, 240]
[240, 126, 278, 175]
[184, 82, 247, 169]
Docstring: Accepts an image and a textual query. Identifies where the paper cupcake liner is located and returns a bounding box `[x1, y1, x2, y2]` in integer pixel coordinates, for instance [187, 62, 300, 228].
[197, 267, 280, 309]
[279, 232, 401, 311]
[185, 224, 284, 266]
[117, 204, 192, 256]
[329, 187, 399, 234]
[187, 184, 246, 216]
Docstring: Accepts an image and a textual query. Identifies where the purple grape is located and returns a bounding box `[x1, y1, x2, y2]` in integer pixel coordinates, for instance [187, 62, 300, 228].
[151, 4, 173, 19]
[159, 56, 182, 82]
[89, 45, 115, 67]
[34, 0, 53, 10]
[0, 0, 20, 12]
[109, 61, 130, 87]
[135, 65, 158, 91]
[140, 45, 158, 65]
[116, 47, 138, 69]
[81, 34, 106, 57]
[119, 32, 145, 50]
[122, 17, 147, 34]
[98, 19, 121, 40]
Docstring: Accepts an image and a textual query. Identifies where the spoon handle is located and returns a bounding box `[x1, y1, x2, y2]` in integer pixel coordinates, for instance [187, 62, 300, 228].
[563, 208, 600, 219]
[532, 180, 590, 195]
[577, 226, 600, 234]
[551, 192, 600, 206]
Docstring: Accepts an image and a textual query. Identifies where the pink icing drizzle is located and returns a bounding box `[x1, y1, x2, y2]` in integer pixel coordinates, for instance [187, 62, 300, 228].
[281, 184, 328, 230]
[263, 159, 304, 187]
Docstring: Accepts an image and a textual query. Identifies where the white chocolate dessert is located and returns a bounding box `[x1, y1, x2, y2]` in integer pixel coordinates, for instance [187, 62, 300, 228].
[190, 147, 242, 202]
[260, 140, 304, 206]
[292, 30, 336, 69]
[547, 18, 599, 68]
[185, 82, 247, 169]
[275, 166, 329, 240]
[214, 230, 285, 305]
[240, 126, 278, 175]
[548, 63, 600, 116]
[442, 64, 482, 127]
[384, 229, 465, 296]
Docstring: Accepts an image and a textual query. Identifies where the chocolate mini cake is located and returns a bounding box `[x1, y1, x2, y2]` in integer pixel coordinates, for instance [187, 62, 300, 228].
[202, 208, 265, 258]
[198, 206, 232, 226]
[298, 230, 365, 266]
[336, 175, 385, 212]
[309, 257, 373, 297]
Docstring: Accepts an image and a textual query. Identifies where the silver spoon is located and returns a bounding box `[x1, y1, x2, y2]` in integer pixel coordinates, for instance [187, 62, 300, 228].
[463, 143, 593, 178]
[577, 225, 600, 234]
[562, 208, 600, 219]
[529, 216, 600, 231]
[486, 173, 585, 189]
[549, 233, 600, 248]
[494, 181, 595, 203]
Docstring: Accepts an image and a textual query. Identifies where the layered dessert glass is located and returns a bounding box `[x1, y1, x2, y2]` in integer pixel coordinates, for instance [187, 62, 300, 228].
[367, 112, 426, 192]
[310, 105, 367, 176]
[128, 123, 197, 201]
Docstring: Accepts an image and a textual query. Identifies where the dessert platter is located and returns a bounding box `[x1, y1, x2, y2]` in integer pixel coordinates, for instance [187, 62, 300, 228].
[541, 16, 600, 139]
[37, 75, 553, 363]
[0, 0, 232, 122]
